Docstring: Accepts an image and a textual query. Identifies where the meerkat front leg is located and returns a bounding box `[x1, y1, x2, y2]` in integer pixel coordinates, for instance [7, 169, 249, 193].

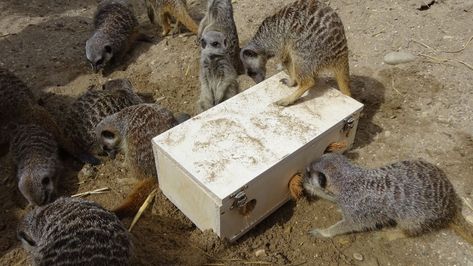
[158, 11, 172, 36]
[312, 188, 337, 203]
[310, 219, 361, 238]
[276, 76, 315, 106]
[279, 55, 298, 87]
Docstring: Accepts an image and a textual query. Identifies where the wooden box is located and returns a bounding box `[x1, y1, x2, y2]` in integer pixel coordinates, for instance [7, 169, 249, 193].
[152, 72, 363, 241]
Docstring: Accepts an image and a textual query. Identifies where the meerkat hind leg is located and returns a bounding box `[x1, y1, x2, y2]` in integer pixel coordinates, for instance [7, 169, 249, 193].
[276, 76, 315, 106]
[333, 56, 351, 97]
[310, 219, 362, 238]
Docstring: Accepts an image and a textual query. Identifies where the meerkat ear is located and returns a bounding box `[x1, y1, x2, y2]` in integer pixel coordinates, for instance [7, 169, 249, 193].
[200, 38, 207, 49]
[104, 45, 112, 54]
[242, 48, 258, 58]
[101, 130, 116, 140]
[18, 231, 36, 247]
[222, 38, 228, 49]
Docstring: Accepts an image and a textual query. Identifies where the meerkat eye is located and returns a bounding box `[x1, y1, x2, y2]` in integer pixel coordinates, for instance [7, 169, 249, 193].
[104, 45, 112, 54]
[18, 231, 36, 247]
[200, 39, 206, 48]
[102, 130, 115, 140]
[243, 49, 257, 58]
[317, 172, 327, 188]
[41, 176, 51, 187]
[247, 69, 257, 76]
[211, 41, 219, 47]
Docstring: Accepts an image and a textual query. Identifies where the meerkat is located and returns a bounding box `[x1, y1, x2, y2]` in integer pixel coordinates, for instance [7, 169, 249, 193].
[0, 67, 99, 165]
[95, 103, 182, 218]
[303, 153, 473, 244]
[66, 79, 143, 157]
[86, 0, 140, 72]
[197, 31, 239, 112]
[145, 0, 198, 36]
[6, 123, 60, 206]
[240, 0, 351, 106]
[198, 0, 243, 74]
[18, 197, 132, 265]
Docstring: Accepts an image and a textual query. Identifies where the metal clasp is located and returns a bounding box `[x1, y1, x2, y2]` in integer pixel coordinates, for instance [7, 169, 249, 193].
[230, 186, 248, 209]
[342, 116, 355, 136]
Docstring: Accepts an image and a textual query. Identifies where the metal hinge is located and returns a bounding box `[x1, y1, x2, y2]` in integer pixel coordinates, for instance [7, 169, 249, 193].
[342, 116, 355, 136]
[230, 185, 248, 209]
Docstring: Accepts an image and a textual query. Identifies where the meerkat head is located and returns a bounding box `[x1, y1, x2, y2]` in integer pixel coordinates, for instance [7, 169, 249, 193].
[85, 31, 113, 73]
[18, 165, 57, 206]
[95, 115, 123, 159]
[240, 44, 267, 83]
[304, 153, 349, 193]
[200, 31, 228, 51]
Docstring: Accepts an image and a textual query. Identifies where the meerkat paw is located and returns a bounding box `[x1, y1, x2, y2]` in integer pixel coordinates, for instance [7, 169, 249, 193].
[279, 78, 297, 87]
[309, 228, 332, 238]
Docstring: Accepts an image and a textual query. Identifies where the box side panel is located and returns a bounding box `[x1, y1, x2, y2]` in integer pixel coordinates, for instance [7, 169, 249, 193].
[153, 144, 221, 234]
[219, 110, 362, 241]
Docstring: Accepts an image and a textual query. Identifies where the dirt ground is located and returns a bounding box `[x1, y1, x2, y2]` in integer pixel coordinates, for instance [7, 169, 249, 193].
[1, 0, 473, 265]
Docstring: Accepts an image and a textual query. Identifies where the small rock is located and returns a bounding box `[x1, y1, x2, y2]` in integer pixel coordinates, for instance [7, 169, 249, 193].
[255, 249, 266, 257]
[383, 51, 417, 65]
[384, 131, 391, 137]
[353, 252, 364, 261]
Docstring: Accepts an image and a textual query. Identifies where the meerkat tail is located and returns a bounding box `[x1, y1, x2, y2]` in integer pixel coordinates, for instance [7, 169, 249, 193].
[449, 212, 473, 246]
[169, 2, 199, 34]
[112, 178, 158, 219]
[289, 173, 304, 200]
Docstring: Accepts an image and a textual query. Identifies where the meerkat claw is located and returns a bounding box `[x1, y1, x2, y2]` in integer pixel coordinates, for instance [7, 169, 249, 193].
[309, 228, 331, 238]
[280, 78, 297, 87]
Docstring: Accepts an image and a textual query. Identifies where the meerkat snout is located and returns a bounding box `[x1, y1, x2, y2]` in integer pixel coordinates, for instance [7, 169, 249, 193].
[240, 47, 266, 83]
[18, 169, 56, 206]
[99, 129, 120, 158]
[85, 33, 113, 72]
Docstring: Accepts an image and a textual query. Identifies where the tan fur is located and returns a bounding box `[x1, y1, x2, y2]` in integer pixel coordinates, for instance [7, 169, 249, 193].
[240, 0, 351, 106]
[145, 0, 198, 36]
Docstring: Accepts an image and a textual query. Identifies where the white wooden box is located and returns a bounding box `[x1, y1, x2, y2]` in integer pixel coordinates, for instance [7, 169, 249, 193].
[152, 72, 363, 241]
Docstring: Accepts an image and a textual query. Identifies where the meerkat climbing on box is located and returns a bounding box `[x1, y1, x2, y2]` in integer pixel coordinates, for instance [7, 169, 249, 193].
[240, 0, 351, 106]
[145, 0, 198, 36]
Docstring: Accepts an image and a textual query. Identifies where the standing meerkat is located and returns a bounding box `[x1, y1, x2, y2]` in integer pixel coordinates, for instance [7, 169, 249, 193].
[303, 153, 473, 244]
[18, 197, 132, 266]
[145, 0, 198, 36]
[0, 68, 99, 165]
[197, 31, 239, 112]
[95, 103, 183, 218]
[66, 79, 143, 158]
[7, 123, 60, 206]
[86, 0, 140, 72]
[198, 0, 243, 74]
[240, 0, 351, 106]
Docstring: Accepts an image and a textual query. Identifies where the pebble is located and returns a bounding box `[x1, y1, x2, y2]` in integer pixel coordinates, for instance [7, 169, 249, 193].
[255, 249, 266, 257]
[383, 51, 417, 65]
[353, 252, 364, 261]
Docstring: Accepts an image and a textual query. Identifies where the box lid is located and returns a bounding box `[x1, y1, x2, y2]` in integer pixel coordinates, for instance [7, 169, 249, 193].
[153, 72, 363, 202]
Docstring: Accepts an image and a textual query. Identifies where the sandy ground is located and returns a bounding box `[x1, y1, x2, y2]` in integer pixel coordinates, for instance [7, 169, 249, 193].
[1, 0, 473, 265]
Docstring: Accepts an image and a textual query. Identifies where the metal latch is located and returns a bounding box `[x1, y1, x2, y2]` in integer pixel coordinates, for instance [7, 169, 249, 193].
[342, 116, 355, 136]
[230, 186, 248, 209]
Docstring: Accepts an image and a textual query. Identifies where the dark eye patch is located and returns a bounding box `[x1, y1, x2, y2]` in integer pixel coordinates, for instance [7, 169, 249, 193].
[317, 172, 327, 188]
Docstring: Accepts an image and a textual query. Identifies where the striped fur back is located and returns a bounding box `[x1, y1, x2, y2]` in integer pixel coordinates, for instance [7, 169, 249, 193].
[18, 197, 131, 266]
